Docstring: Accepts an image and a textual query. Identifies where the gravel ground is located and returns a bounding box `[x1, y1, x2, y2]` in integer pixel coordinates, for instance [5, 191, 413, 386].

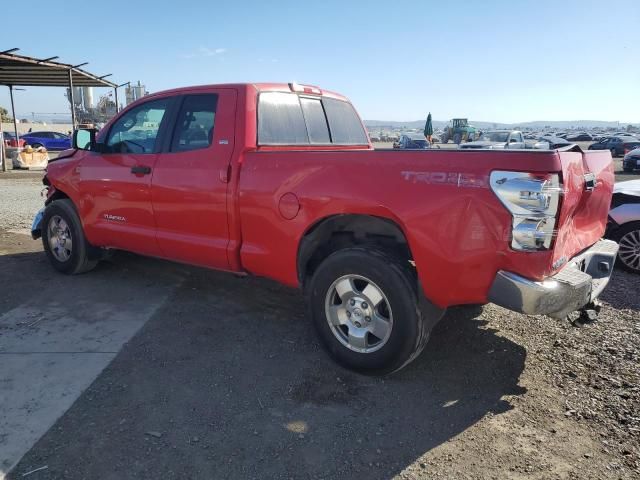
[0, 172, 44, 231]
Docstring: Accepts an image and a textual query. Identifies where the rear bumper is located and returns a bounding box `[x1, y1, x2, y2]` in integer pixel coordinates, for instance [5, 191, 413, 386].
[488, 239, 618, 319]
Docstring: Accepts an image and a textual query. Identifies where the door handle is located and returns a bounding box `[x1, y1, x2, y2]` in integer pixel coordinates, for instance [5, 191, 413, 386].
[131, 165, 152, 175]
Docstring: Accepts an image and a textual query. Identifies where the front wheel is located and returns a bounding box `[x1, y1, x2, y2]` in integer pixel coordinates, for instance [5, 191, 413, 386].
[42, 199, 98, 274]
[305, 247, 432, 375]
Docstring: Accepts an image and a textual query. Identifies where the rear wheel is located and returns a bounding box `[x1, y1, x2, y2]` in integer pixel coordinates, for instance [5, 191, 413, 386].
[453, 133, 462, 145]
[610, 148, 617, 158]
[305, 247, 433, 375]
[42, 199, 98, 274]
[614, 222, 640, 273]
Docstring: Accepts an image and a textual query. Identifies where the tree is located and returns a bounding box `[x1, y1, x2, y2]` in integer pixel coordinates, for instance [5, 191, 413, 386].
[0, 106, 13, 123]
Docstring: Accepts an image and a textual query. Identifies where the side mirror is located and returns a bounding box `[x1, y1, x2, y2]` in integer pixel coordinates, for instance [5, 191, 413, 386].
[73, 128, 97, 150]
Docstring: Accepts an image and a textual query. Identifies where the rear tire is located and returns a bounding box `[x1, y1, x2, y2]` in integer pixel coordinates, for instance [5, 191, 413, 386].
[610, 148, 617, 158]
[42, 199, 98, 275]
[613, 222, 640, 273]
[453, 133, 462, 145]
[305, 247, 432, 375]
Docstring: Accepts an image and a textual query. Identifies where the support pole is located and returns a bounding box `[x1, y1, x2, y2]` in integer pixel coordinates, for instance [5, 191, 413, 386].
[68, 69, 76, 130]
[9, 85, 19, 146]
[114, 87, 119, 114]
[1, 118, 5, 172]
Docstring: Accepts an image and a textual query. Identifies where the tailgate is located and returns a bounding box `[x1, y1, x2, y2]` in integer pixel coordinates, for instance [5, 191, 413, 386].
[552, 150, 614, 271]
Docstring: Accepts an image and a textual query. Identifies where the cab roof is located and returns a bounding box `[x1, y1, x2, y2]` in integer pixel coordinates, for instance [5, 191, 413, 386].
[141, 83, 351, 103]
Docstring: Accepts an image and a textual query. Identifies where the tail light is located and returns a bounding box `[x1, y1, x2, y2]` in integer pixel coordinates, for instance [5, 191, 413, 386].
[490, 171, 562, 251]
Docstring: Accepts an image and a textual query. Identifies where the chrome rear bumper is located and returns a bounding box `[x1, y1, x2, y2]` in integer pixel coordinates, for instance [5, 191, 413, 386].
[488, 239, 619, 319]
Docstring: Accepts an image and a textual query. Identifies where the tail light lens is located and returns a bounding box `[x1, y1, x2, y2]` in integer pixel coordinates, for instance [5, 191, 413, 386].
[490, 171, 562, 251]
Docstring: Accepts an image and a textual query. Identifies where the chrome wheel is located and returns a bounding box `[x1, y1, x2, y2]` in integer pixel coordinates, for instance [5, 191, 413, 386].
[324, 274, 393, 353]
[619, 230, 640, 271]
[48, 215, 73, 262]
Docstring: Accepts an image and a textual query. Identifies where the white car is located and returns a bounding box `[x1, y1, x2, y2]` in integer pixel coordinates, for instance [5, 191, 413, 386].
[459, 130, 526, 150]
[606, 180, 640, 273]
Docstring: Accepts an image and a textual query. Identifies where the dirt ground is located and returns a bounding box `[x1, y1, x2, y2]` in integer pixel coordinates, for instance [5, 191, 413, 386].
[0, 228, 637, 479]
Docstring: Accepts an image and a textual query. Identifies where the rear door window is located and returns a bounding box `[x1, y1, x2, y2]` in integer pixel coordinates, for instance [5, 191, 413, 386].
[170, 94, 218, 152]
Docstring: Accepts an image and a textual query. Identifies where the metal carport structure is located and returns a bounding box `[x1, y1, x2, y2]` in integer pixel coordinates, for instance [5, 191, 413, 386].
[0, 48, 121, 169]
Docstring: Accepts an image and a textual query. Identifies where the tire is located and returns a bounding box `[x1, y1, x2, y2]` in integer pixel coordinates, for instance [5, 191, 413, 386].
[453, 133, 462, 145]
[613, 222, 640, 273]
[610, 148, 617, 158]
[623, 165, 633, 173]
[305, 247, 432, 375]
[42, 199, 98, 274]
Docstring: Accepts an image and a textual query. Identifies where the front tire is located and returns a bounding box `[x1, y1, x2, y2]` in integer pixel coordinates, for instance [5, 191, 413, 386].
[42, 199, 98, 274]
[306, 247, 432, 375]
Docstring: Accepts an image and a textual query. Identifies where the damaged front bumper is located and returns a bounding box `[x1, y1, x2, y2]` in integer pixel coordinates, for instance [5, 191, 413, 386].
[31, 208, 44, 240]
[488, 239, 619, 319]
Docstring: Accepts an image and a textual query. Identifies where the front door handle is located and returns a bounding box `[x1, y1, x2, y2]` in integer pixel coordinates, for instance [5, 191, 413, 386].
[131, 165, 152, 175]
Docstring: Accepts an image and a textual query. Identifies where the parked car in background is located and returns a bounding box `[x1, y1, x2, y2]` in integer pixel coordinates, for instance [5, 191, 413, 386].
[606, 180, 640, 273]
[393, 133, 430, 149]
[588, 136, 640, 157]
[459, 130, 525, 149]
[566, 132, 592, 141]
[21, 131, 71, 150]
[535, 135, 573, 149]
[612, 132, 635, 137]
[2, 131, 26, 147]
[623, 147, 640, 172]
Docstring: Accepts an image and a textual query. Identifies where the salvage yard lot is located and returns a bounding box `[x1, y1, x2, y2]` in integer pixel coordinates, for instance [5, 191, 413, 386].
[0, 169, 638, 479]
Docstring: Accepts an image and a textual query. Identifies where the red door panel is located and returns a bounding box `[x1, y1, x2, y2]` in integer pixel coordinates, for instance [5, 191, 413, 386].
[80, 152, 159, 255]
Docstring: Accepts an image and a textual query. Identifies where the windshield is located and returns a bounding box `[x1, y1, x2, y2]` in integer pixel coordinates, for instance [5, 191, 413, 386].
[478, 132, 509, 142]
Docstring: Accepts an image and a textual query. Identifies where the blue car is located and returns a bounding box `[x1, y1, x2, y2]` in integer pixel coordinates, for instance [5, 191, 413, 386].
[21, 131, 71, 150]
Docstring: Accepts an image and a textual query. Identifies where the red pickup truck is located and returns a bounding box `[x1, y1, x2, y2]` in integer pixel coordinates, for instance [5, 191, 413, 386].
[32, 82, 618, 374]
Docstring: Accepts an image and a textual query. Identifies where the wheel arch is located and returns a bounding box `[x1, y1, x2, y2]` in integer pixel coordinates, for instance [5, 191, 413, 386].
[297, 213, 414, 286]
[45, 187, 71, 206]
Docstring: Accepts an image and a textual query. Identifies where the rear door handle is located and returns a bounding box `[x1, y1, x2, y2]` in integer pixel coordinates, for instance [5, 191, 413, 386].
[131, 165, 152, 175]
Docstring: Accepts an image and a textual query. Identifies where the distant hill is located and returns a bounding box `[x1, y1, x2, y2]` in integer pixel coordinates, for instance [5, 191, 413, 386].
[364, 119, 640, 130]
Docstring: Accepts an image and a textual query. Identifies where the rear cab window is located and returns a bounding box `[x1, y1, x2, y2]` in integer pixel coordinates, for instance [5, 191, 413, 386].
[257, 91, 368, 146]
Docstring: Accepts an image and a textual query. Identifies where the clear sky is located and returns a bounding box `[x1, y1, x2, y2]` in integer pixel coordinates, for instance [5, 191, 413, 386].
[1, 0, 638, 124]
